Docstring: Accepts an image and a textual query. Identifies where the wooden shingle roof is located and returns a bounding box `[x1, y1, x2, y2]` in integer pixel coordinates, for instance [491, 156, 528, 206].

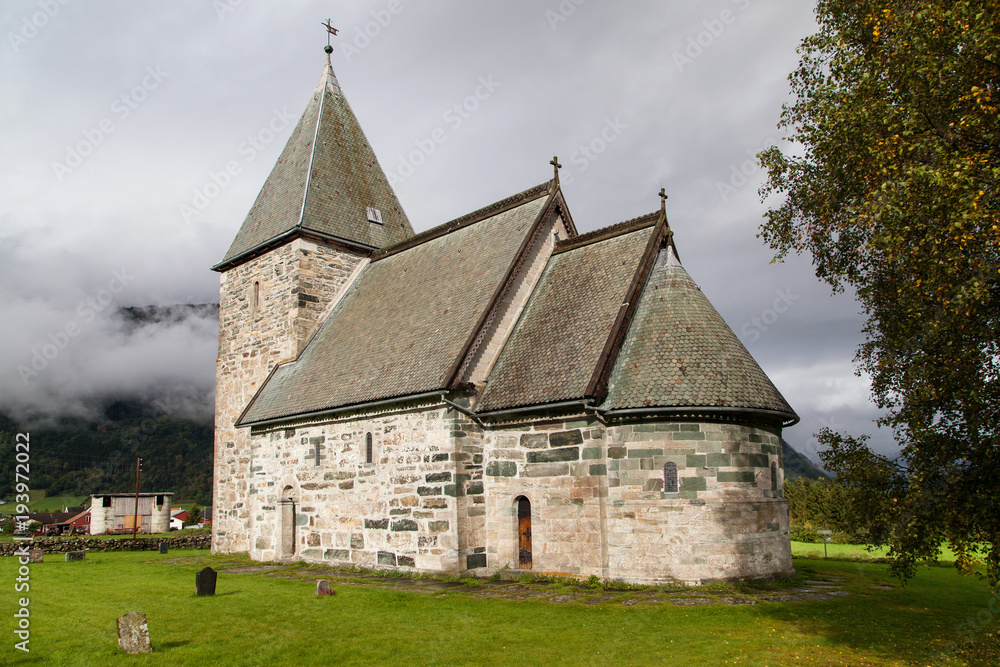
[603, 247, 796, 418]
[238, 184, 555, 425]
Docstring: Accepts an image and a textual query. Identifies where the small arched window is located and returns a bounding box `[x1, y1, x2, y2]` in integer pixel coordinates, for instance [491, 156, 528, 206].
[663, 462, 679, 493]
[314, 442, 322, 467]
[770, 462, 779, 492]
[365, 432, 373, 464]
[251, 281, 260, 313]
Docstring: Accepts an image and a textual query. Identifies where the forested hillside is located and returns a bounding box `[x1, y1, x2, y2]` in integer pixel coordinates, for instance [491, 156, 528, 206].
[0, 400, 213, 504]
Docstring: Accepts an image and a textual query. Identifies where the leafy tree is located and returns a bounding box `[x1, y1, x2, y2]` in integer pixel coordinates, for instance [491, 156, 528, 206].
[759, 1, 1000, 585]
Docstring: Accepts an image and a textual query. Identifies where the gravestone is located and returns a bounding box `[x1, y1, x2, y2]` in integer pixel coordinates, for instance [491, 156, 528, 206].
[195, 567, 217, 596]
[28, 549, 43, 563]
[117, 612, 153, 654]
[316, 580, 335, 596]
[65, 550, 85, 562]
[158, 542, 168, 555]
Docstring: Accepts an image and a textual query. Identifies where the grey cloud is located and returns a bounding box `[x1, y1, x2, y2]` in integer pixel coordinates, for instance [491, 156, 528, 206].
[0, 1, 892, 459]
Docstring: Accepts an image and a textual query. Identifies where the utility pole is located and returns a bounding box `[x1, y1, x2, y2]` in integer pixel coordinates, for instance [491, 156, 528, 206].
[132, 457, 141, 539]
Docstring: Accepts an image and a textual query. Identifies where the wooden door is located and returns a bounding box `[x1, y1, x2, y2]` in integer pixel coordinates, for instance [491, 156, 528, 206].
[517, 497, 532, 569]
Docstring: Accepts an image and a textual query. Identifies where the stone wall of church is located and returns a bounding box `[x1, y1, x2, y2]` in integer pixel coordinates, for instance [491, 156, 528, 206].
[213, 239, 365, 555]
[234, 404, 793, 586]
[482, 417, 793, 585]
[245, 403, 489, 571]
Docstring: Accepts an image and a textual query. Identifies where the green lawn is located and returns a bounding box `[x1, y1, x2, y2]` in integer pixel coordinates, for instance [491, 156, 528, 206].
[791, 540, 969, 563]
[1, 550, 997, 666]
[0, 490, 88, 514]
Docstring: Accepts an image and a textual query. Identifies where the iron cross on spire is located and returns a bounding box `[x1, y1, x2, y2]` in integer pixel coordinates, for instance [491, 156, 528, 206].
[550, 156, 562, 185]
[322, 19, 338, 54]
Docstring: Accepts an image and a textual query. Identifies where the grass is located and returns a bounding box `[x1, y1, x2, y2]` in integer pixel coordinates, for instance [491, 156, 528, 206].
[0, 490, 88, 514]
[1, 550, 997, 666]
[791, 540, 966, 563]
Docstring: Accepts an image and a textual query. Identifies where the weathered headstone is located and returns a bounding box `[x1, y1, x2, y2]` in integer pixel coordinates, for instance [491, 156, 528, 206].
[316, 579, 335, 596]
[65, 550, 85, 562]
[117, 612, 153, 654]
[28, 549, 43, 563]
[195, 566, 217, 596]
[158, 542, 168, 555]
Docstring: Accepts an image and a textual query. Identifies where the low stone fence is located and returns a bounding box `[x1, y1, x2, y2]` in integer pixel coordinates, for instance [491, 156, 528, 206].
[0, 534, 211, 556]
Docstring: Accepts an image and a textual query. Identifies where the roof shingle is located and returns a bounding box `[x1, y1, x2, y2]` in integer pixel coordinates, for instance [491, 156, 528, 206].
[477, 221, 657, 413]
[239, 188, 552, 424]
[218, 62, 413, 269]
[603, 248, 796, 417]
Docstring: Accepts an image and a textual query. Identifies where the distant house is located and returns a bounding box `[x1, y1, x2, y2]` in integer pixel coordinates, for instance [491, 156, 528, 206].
[90, 493, 172, 534]
[169, 508, 191, 531]
[47, 508, 91, 535]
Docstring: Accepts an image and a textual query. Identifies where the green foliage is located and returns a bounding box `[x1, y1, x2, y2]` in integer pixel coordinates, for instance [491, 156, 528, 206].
[781, 440, 830, 481]
[0, 401, 213, 504]
[760, 0, 1000, 587]
[784, 476, 868, 543]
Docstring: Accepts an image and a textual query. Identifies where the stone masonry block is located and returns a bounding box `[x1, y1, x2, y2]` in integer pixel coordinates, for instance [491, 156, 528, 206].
[628, 449, 663, 458]
[520, 434, 549, 449]
[549, 430, 584, 448]
[706, 453, 732, 467]
[681, 477, 707, 492]
[582, 447, 602, 460]
[526, 447, 579, 463]
[686, 454, 707, 467]
[718, 471, 756, 484]
[486, 461, 517, 477]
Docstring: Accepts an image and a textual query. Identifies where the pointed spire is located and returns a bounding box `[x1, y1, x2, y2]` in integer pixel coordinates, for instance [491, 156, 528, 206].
[215, 54, 413, 270]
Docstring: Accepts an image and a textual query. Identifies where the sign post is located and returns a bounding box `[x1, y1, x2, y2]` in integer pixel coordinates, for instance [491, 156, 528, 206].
[817, 530, 833, 558]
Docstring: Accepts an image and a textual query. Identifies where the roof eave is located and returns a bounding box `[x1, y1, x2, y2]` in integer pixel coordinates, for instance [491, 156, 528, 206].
[211, 227, 377, 273]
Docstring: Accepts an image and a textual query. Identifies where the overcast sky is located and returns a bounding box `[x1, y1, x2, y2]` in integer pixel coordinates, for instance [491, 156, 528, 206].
[0, 0, 894, 460]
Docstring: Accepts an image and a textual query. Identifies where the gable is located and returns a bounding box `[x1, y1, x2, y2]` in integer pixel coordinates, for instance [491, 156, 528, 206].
[476, 217, 658, 413]
[238, 186, 554, 425]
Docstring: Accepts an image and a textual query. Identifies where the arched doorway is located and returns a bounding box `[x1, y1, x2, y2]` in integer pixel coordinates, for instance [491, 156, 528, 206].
[279, 486, 297, 558]
[516, 496, 532, 569]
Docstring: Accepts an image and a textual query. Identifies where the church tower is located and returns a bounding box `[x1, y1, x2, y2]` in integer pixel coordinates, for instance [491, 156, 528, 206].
[210, 52, 413, 554]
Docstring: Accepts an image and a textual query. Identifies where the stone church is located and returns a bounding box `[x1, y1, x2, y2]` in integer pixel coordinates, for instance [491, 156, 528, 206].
[211, 54, 798, 584]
